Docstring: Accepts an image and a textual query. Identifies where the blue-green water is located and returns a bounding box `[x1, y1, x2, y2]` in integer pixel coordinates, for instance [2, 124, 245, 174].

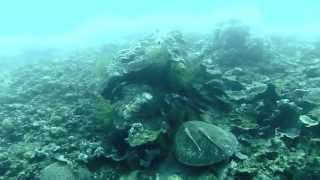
[1, 0, 319, 53]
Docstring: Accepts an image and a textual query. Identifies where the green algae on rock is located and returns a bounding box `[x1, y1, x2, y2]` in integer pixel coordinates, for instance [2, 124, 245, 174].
[126, 122, 164, 147]
[174, 121, 239, 166]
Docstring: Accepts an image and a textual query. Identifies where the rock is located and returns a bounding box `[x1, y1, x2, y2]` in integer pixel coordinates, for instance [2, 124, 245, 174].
[126, 123, 163, 147]
[112, 85, 162, 129]
[222, 76, 245, 91]
[224, 67, 246, 76]
[174, 121, 238, 166]
[0, 153, 10, 176]
[203, 66, 223, 79]
[39, 163, 92, 180]
[101, 45, 171, 100]
[209, 20, 267, 66]
[0, 118, 15, 133]
[203, 79, 226, 95]
[273, 99, 302, 130]
[118, 92, 152, 117]
[251, 84, 282, 130]
[303, 88, 320, 105]
[227, 82, 267, 102]
[299, 115, 319, 127]
[303, 65, 320, 78]
[251, 83, 280, 105]
[196, 80, 233, 112]
[309, 108, 320, 120]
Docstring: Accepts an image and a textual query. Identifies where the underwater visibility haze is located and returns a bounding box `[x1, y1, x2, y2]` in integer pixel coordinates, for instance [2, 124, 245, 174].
[1, 1, 320, 179]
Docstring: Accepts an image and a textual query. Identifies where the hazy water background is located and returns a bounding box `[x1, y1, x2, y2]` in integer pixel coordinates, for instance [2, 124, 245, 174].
[1, 0, 319, 55]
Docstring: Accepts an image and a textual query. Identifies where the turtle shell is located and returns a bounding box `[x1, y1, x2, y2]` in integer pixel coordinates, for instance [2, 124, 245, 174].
[175, 121, 238, 166]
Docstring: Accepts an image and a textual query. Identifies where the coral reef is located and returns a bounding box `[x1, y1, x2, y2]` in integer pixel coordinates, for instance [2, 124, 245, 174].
[0, 21, 320, 179]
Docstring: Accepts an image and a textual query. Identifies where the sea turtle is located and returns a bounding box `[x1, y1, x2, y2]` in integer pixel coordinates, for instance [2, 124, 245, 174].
[174, 121, 239, 166]
[39, 163, 92, 180]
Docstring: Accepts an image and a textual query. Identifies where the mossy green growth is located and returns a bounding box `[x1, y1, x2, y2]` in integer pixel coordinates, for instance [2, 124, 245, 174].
[144, 45, 204, 94]
[138, 46, 172, 86]
[144, 46, 171, 68]
[94, 96, 116, 130]
[95, 55, 113, 80]
[167, 56, 203, 92]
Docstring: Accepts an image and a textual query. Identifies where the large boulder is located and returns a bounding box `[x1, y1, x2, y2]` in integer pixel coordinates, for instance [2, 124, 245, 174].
[208, 20, 268, 67]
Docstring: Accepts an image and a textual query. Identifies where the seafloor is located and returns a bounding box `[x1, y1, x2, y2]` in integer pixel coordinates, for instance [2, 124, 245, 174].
[0, 22, 320, 180]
